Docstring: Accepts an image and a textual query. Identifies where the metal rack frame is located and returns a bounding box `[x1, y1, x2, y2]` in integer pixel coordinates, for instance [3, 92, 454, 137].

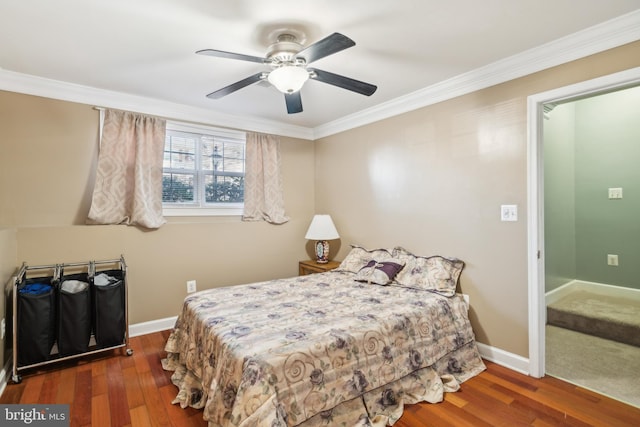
[10, 255, 132, 383]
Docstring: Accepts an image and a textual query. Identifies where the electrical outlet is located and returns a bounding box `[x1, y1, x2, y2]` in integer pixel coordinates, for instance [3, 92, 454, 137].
[607, 254, 619, 266]
[608, 187, 623, 199]
[187, 280, 197, 293]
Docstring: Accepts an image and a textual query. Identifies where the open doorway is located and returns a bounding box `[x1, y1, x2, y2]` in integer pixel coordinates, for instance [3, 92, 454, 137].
[526, 66, 640, 380]
[542, 85, 640, 407]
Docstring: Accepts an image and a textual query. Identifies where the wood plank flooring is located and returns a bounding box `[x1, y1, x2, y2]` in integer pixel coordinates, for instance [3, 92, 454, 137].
[2, 330, 639, 426]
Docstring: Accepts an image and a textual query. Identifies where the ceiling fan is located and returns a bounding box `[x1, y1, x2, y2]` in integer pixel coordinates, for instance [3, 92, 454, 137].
[197, 32, 377, 114]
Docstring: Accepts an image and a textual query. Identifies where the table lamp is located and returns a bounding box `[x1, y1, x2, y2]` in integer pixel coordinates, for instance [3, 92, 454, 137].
[305, 215, 339, 263]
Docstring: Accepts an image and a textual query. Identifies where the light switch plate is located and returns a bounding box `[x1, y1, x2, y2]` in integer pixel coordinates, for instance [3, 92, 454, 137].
[501, 205, 518, 222]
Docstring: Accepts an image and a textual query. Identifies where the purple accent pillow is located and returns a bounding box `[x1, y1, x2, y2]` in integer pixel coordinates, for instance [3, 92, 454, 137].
[355, 258, 405, 285]
[336, 245, 394, 273]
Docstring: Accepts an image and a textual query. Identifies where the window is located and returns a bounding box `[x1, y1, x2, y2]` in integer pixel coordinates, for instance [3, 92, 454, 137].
[162, 122, 246, 216]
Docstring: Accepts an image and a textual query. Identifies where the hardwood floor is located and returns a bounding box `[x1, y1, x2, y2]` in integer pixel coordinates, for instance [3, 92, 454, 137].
[2, 330, 639, 426]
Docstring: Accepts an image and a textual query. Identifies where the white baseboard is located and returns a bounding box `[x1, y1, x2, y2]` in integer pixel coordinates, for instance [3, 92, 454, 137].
[476, 342, 530, 375]
[128, 316, 177, 337]
[546, 279, 640, 305]
[545, 280, 578, 305]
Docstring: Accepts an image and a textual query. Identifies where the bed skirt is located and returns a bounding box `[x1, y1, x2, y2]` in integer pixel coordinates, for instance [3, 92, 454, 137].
[163, 340, 484, 426]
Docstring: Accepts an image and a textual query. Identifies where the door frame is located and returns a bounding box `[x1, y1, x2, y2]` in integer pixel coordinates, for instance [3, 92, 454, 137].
[527, 66, 640, 378]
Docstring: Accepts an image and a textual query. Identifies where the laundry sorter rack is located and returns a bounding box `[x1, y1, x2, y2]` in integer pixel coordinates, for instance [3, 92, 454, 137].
[9, 255, 132, 383]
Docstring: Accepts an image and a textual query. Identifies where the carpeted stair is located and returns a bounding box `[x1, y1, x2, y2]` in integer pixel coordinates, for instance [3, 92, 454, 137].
[547, 290, 640, 348]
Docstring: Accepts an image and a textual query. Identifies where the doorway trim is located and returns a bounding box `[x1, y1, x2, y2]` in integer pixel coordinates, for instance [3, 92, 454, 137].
[527, 66, 640, 378]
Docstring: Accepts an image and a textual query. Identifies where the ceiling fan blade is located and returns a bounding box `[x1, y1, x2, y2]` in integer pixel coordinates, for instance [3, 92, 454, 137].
[309, 68, 377, 96]
[284, 92, 303, 114]
[296, 33, 355, 64]
[206, 73, 264, 99]
[196, 49, 266, 64]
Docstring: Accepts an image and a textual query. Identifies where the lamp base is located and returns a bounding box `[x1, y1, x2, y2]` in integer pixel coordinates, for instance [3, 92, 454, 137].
[314, 240, 330, 263]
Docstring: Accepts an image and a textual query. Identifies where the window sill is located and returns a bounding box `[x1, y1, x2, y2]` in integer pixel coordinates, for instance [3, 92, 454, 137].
[163, 207, 243, 217]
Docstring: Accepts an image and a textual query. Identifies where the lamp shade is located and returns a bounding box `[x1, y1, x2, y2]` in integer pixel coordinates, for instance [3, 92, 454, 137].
[268, 66, 309, 94]
[305, 215, 339, 240]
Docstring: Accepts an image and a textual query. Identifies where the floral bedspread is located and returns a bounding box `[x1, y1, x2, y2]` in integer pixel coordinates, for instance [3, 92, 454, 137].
[163, 271, 485, 426]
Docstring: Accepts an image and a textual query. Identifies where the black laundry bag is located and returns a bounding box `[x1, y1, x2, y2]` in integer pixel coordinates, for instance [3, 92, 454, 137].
[17, 277, 56, 366]
[57, 272, 92, 357]
[92, 269, 125, 348]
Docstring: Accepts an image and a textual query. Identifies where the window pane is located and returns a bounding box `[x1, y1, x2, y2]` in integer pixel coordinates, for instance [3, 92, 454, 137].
[224, 141, 244, 159]
[222, 141, 245, 172]
[205, 175, 244, 203]
[201, 139, 245, 173]
[201, 138, 221, 172]
[163, 173, 195, 203]
[224, 158, 244, 173]
[164, 135, 195, 170]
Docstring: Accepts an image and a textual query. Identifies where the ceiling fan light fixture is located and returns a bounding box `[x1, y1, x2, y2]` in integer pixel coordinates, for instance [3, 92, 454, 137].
[268, 65, 309, 94]
[198, 32, 376, 114]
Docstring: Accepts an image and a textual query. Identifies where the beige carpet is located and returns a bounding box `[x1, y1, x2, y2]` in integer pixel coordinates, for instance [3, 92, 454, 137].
[546, 325, 640, 408]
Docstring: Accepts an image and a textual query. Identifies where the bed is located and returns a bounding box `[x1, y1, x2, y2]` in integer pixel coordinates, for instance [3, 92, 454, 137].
[163, 246, 486, 426]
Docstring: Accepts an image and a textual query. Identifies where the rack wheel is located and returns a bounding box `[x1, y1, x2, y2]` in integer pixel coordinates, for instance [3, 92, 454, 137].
[126, 348, 134, 356]
[12, 374, 22, 384]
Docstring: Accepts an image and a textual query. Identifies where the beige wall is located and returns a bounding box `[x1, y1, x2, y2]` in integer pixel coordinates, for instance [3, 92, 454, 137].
[315, 41, 640, 357]
[0, 228, 18, 368]
[0, 92, 315, 328]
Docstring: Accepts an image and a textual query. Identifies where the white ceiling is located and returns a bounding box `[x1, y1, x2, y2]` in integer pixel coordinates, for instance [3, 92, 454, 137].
[1, 0, 639, 138]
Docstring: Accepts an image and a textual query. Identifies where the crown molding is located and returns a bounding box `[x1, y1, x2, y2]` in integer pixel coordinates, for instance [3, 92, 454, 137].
[313, 9, 640, 139]
[2, 9, 639, 141]
[0, 69, 315, 140]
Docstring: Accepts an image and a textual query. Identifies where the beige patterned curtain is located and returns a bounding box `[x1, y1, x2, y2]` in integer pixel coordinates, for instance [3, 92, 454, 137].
[242, 132, 289, 224]
[87, 109, 166, 229]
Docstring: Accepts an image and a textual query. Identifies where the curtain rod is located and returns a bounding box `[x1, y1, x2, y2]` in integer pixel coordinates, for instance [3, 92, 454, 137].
[92, 106, 169, 121]
[91, 106, 246, 137]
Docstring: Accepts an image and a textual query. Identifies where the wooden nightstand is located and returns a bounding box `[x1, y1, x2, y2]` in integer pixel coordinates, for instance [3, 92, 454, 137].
[299, 260, 341, 276]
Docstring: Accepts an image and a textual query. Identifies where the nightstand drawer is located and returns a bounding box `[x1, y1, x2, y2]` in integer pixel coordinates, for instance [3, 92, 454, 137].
[299, 260, 340, 275]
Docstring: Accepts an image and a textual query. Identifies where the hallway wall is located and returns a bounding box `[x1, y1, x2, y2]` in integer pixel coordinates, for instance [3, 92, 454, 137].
[545, 86, 640, 291]
[544, 103, 577, 291]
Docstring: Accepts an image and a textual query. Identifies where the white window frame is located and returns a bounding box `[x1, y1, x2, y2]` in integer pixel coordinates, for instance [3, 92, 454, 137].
[162, 121, 246, 217]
